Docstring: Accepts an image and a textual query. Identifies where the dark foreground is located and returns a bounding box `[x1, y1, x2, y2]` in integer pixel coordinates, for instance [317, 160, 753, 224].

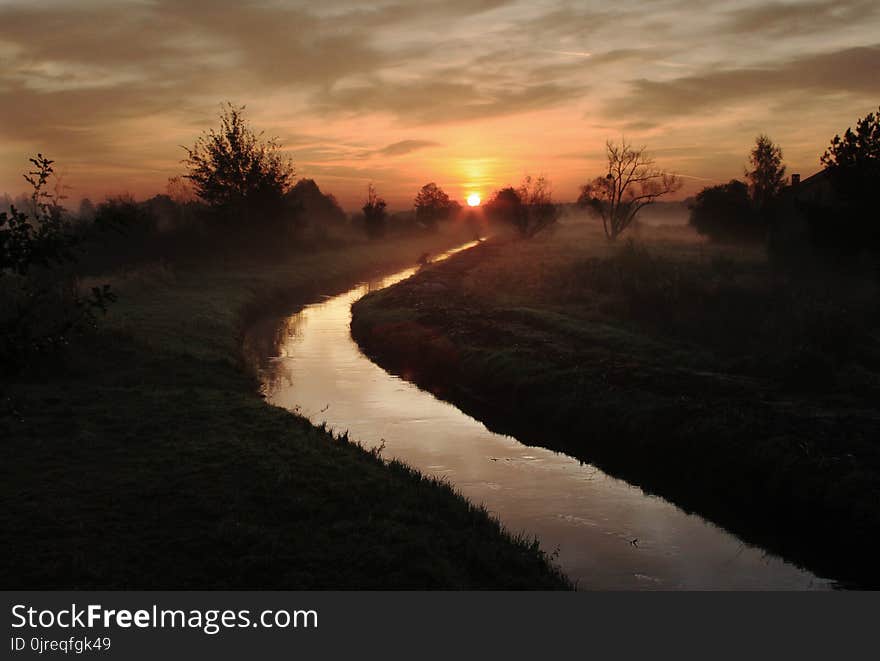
[0, 234, 569, 589]
[351, 225, 880, 588]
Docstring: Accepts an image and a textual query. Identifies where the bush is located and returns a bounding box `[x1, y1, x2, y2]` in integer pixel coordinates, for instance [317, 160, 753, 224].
[362, 184, 387, 239]
[689, 180, 762, 242]
[414, 183, 456, 231]
[183, 103, 296, 230]
[286, 179, 345, 239]
[485, 177, 559, 238]
[0, 156, 114, 373]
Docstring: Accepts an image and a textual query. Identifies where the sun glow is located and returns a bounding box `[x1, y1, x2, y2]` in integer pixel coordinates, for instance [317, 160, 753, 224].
[467, 193, 481, 207]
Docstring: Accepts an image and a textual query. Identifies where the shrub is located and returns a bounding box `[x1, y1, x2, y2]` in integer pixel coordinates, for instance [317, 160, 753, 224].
[689, 180, 762, 242]
[0, 156, 114, 373]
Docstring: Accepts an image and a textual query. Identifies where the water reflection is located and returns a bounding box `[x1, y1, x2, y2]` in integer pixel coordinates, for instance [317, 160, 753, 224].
[246, 244, 834, 590]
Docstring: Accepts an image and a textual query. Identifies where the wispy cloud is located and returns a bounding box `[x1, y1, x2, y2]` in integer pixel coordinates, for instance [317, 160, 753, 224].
[1, 0, 878, 206]
[605, 45, 880, 120]
[365, 140, 441, 158]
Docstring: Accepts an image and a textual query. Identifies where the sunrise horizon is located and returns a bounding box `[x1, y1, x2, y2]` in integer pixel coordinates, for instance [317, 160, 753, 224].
[4, 0, 880, 628]
[2, 1, 878, 210]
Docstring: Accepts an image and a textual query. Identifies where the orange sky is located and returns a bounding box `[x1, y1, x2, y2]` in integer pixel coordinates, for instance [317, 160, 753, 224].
[1, 0, 878, 210]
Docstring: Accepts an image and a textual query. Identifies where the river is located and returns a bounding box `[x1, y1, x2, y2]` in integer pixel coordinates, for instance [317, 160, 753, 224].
[246, 242, 833, 590]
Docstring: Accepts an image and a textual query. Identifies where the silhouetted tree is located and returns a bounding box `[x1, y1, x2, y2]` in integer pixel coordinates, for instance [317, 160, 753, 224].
[484, 177, 560, 238]
[809, 106, 880, 254]
[166, 175, 196, 205]
[821, 106, 880, 204]
[578, 140, 681, 239]
[93, 194, 147, 234]
[689, 180, 760, 242]
[746, 134, 786, 211]
[1, 155, 74, 277]
[1, 156, 114, 371]
[485, 186, 526, 234]
[182, 103, 294, 226]
[362, 183, 387, 239]
[414, 182, 454, 230]
[77, 198, 96, 223]
[287, 179, 345, 237]
[518, 175, 560, 237]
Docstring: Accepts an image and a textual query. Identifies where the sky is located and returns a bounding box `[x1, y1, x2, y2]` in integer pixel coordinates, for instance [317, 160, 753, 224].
[1, 0, 878, 210]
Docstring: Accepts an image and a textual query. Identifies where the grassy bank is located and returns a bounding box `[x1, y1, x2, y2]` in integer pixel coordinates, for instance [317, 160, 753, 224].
[0, 231, 569, 589]
[351, 223, 880, 588]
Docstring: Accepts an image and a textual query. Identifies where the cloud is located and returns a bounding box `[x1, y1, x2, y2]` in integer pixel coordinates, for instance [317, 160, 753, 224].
[0, 1, 409, 91]
[721, 0, 879, 36]
[323, 0, 513, 26]
[359, 140, 441, 158]
[1, 0, 879, 205]
[313, 78, 586, 124]
[605, 45, 880, 120]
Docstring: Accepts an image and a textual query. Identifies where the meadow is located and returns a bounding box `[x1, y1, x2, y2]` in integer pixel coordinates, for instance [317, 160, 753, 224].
[351, 221, 880, 587]
[0, 230, 570, 589]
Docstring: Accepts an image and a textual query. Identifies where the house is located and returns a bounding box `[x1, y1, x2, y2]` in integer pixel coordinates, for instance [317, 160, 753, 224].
[768, 169, 834, 257]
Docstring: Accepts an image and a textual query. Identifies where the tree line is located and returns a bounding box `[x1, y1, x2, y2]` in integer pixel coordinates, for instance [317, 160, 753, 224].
[688, 107, 880, 263]
[4, 102, 878, 372]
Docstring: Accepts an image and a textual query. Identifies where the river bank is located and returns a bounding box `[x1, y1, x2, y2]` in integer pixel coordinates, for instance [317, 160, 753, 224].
[350, 224, 880, 588]
[0, 232, 569, 589]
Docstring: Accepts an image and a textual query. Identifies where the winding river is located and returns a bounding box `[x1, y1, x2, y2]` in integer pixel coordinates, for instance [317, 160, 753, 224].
[246, 243, 833, 590]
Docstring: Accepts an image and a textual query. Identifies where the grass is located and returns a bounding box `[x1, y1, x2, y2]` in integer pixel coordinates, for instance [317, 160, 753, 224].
[351, 222, 880, 588]
[0, 230, 570, 589]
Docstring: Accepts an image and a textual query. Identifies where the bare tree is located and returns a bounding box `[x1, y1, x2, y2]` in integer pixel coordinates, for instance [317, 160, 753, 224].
[578, 140, 682, 239]
[517, 175, 559, 237]
[485, 176, 559, 238]
[362, 183, 387, 239]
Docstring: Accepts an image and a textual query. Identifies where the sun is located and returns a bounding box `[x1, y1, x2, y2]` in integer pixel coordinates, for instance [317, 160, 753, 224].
[466, 193, 481, 207]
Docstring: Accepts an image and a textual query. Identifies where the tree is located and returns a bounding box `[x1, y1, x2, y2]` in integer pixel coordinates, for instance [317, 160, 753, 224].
[362, 183, 387, 239]
[820, 105, 880, 202]
[166, 175, 196, 205]
[182, 103, 294, 224]
[484, 186, 526, 234]
[77, 198, 96, 222]
[1, 155, 74, 277]
[413, 182, 454, 230]
[578, 140, 681, 239]
[517, 175, 560, 237]
[746, 134, 786, 211]
[1, 155, 114, 371]
[813, 106, 880, 253]
[289, 178, 344, 221]
[688, 180, 759, 242]
[484, 176, 560, 238]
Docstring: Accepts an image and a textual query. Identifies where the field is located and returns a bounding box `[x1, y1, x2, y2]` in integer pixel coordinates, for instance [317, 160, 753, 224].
[351, 221, 880, 587]
[0, 231, 569, 589]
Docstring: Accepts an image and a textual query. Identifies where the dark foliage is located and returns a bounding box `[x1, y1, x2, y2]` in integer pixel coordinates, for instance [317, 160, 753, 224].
[812, 106, 880, 256]
[484, 187, 526, 234]
[485, 177, 559, 238]
[688, 180, 762, 242]
[286, 179, 345, 238]
[821, 106, 880, 202]
[182, 103, 296, 228]
[746, 134, 787, 212]
[1, 156, 114, 373]
[414, 183, 457, 231]
[1, 155, 76, 277]
[362, 183, 387, 239]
